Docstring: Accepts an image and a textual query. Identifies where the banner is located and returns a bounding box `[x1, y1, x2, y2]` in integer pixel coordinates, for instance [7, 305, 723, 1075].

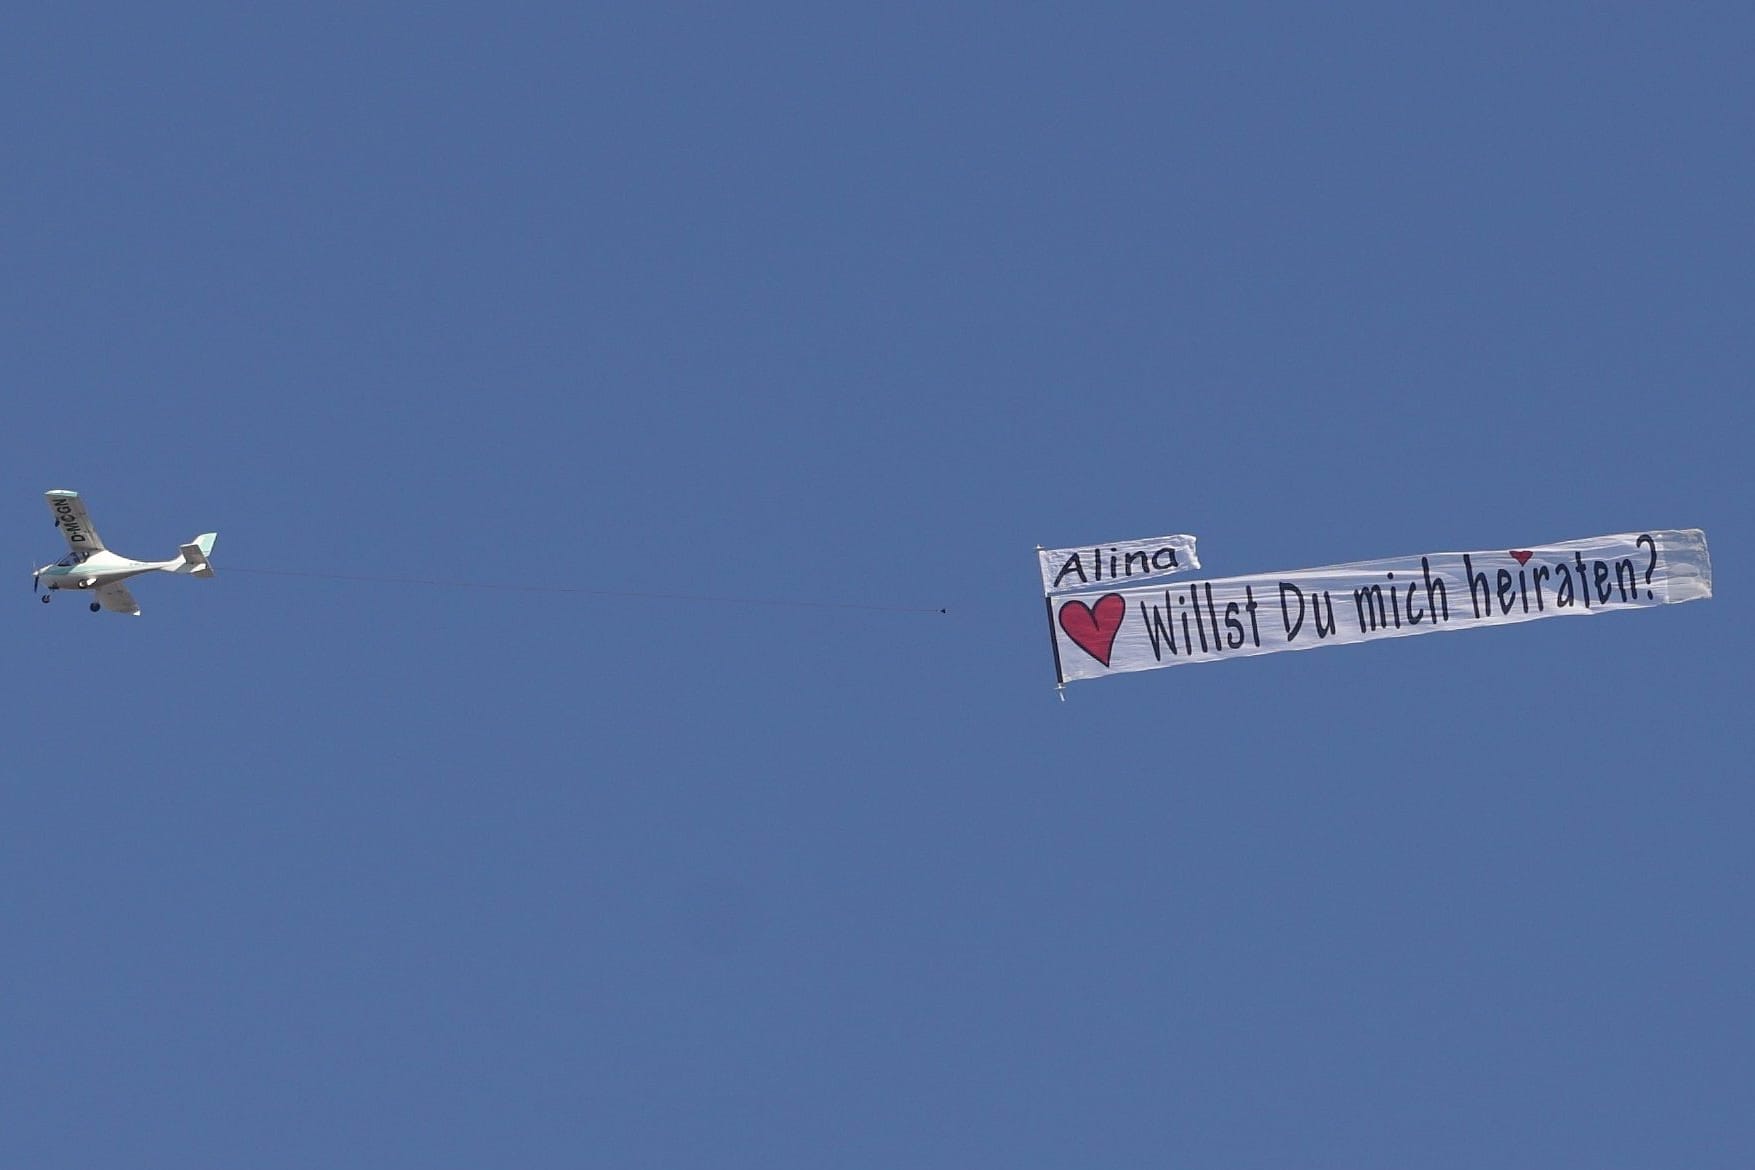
[1047, 530, 1711, 684]
[1038, 533, 1199, 594]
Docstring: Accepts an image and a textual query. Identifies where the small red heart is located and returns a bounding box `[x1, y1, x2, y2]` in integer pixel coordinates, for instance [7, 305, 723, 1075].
[1059, 594, 1126, 667]
[1510, 550, 1533, 566]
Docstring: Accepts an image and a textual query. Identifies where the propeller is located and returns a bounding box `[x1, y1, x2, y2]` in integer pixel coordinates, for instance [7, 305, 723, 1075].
[32, 562, 40, 594]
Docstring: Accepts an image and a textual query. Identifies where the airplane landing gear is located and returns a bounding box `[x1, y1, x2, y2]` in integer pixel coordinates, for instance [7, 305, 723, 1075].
[90, 601, 101, 613]
[40, 594, 51, 604]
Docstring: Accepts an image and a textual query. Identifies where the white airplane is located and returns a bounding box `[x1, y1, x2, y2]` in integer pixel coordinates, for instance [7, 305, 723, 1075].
[33, 490, 217, 615]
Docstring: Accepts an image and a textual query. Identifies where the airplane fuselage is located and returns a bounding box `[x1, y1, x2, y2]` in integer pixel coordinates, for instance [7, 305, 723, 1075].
[36, 550, 177, 592]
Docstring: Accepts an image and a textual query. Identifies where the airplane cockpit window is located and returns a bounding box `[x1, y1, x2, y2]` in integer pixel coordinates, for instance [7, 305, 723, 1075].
[57, 552, 83, 566]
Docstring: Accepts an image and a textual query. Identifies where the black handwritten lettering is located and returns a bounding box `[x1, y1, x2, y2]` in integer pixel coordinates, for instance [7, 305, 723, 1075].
[1464, 555, 1492, 619]
[1057, 544, 1188, 589]
[1636, 534, 1658, 599]
[1140, 597, 1177, 660]
[1422, 557, 1449, 622]
[1614, 557, 1636, 603]
[1224, 600, 1245, 648]
[1353, 583, 1389, 633]
[1280, 583, 1305, 641]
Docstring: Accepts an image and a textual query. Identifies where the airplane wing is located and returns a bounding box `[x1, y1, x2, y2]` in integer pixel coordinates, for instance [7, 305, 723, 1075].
[45, 490, 106, 553]
[94, 581, 141, 616]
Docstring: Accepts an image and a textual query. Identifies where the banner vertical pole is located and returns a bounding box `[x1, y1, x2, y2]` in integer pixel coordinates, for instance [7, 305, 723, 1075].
[1044, 594, 1065, 688]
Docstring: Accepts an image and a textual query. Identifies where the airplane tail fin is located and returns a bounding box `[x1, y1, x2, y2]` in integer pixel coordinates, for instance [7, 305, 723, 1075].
[174, 532, 218, 577]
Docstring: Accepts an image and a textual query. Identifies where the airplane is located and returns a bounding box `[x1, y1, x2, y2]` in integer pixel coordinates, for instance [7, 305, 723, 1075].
[33, 489, 217, 615]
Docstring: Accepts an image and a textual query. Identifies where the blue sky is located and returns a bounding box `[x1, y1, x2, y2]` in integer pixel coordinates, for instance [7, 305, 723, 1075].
[5, 7, 1751, 1167]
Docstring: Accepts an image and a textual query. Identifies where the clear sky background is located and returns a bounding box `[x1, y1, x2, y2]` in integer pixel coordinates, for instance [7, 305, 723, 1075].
[4, 7, 1751, 1168]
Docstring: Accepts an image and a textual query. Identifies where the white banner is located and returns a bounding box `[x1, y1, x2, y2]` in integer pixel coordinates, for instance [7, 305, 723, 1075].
[1047, 530, 1711, 684]
[1038, 533, 1200, 594]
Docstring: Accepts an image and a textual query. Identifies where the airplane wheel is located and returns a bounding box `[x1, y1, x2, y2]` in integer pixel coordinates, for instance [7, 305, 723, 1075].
[90, 602, 101, 612]
[40, 594, 51, 604]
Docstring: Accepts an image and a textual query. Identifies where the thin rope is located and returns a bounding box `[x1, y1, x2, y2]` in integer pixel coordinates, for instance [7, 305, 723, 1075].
[222, 566, 947, 615]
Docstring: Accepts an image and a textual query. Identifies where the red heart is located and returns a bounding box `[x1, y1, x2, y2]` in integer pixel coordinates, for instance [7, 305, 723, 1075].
[1510, 550, 1533, 566]
[1059, 593, 1126, 667]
